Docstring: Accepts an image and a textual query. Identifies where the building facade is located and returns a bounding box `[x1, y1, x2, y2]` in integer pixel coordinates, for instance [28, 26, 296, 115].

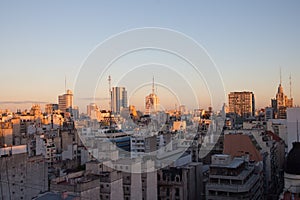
[0, 146, 48, 200]
[228, 91, 255, 118]
[58, 89, 73, 115]
[157, 162, 203, 200]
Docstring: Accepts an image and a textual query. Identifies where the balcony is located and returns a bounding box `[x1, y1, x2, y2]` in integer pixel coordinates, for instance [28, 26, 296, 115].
[206, 174, 259, 193]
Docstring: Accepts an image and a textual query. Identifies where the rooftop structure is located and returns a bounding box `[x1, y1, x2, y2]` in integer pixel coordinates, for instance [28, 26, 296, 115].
[206, 154, 262, 200]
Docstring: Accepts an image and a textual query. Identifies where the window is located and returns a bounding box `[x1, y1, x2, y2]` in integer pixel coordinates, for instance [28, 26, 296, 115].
[175, 188, 180, 196]
[157, 174, 161, 181]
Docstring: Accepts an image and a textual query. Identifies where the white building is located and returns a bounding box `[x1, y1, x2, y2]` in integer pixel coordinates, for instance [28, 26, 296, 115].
[287, 107, 300, 152]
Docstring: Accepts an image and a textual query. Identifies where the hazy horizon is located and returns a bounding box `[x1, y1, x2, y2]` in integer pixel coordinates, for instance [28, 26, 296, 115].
[1, 1, 299, 112]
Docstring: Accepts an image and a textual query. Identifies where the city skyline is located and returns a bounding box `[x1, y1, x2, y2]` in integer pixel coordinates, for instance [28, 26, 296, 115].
[1, 1, 300, 111]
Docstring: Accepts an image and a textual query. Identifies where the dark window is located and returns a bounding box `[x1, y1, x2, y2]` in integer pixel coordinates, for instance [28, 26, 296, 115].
[175, 188, 180, 196]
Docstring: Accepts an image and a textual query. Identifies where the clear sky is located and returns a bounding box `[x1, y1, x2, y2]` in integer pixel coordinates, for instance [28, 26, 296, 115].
[0, 1, 300, 112]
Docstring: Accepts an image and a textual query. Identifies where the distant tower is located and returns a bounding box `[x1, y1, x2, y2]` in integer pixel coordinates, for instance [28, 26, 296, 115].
[111, 87, 128, 114]
[271, 69, 293, 119]
[145, 77, 160, 115]
[152, 76, 155, 94]
[280, 67, 282, 85]
[65, 75, 67, 93]
[108, 75, 112, 111]
[289, 74, 292, 99]
[58, 89, 73, 115]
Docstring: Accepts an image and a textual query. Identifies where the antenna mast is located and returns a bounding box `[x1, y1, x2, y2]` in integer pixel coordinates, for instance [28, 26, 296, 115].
[108, 75, 113, 129]
[297, 120, 299, 142]
[152, 76, 155, 94]
[108, 75, 112, 110]
[65, 75, 67, 93]
[289, 74, 292, 99]
[280, 67, 282, 85]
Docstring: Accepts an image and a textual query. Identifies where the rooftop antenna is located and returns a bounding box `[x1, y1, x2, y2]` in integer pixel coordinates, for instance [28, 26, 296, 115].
[289, 74, 292, 99]
[279, 67, 282, 85]
[108, 75, 112, 110]
[152, 76, 155, 94]
[108, 75, 112, 129]
[65, 75, 67, 93]
[297, 120, 299, 142]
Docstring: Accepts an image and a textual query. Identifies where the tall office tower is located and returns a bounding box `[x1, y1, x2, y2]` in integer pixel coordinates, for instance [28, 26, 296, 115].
[58, 89, 73, 115]
[111, 87, 128, 114]
[271, 75, 293, 119]
[228, 91, 255, 118]
[145, 77, 159, 115]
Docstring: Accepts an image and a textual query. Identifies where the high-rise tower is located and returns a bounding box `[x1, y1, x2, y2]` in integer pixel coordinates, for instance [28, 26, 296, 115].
[111, 87, 128, 114]
[145, 77, 160, 115]
[58, 89, 73, 115]
[228, 91, 255, 118]
[271, 70, 293, 119]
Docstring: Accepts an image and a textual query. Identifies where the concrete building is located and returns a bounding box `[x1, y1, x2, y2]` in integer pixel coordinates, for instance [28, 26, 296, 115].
[280, 142, 300, 200]
[130, 134, 157, 158]
[223, 129, 285, 198]
[35, 136, 58, 167]
[86, 161, 124, 200]
[0, 121, 13, 146]
[50, 170, 100, 200]
[287, 107, 300, 152]
[157, 162, 203, 200]
[99, 170, 124, 200]
[113, 159, 143, 200]
[111, 87, 127, 114]
[206, 154, 262, 200]
[0, 145, 48, 200]
[58, 89, 73, 115]
[86, 159, 157, 200]
[228, 91, 255, 118]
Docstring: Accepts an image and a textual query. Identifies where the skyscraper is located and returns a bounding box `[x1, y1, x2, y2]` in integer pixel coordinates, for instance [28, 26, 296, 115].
[111, 87, 128, 114]
[271, 82, 293, 119]
[58, 89, 73, 115]
[228, 91, 255, 118]
[145, 77, 159, 115]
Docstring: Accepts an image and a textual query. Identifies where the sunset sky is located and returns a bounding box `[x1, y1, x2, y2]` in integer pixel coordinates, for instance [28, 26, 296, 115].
[1, 1, 300, 112]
